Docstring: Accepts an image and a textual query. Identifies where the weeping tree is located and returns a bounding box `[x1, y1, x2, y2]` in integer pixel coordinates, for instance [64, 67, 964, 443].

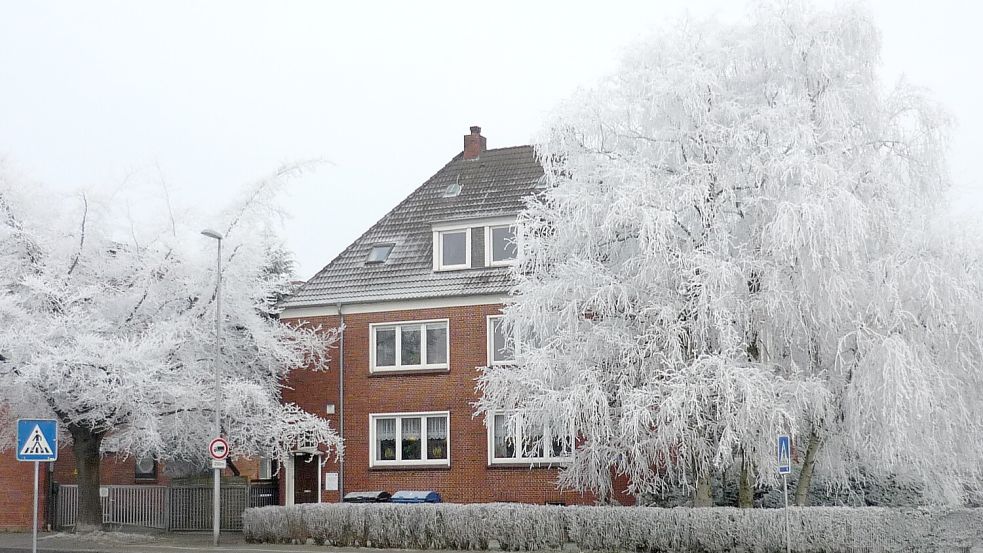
[477, 2, 983, 507]
[0, 166, 341, 531]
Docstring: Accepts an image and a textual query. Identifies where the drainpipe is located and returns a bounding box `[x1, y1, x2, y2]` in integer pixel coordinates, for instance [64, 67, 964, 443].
[336, 302, 345, 502]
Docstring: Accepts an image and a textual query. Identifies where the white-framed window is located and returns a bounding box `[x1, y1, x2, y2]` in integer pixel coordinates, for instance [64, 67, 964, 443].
[487, 315, 514, 365]
[370, 411, 450, 467]
[485, 224, 517, 266]
[434, 228, 471, 270]
[370, 319, 449, 372]
[487, 413, 572, 466]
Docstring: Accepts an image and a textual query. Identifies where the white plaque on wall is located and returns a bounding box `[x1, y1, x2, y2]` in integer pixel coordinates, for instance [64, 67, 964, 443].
[324, 472, 339, 491]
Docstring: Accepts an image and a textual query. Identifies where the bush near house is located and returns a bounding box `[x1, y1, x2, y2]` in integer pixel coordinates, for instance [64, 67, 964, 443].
[243, 503, 982, 552]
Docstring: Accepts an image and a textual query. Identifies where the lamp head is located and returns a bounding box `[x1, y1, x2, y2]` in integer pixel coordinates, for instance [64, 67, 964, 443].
[200, 229, 223, 240]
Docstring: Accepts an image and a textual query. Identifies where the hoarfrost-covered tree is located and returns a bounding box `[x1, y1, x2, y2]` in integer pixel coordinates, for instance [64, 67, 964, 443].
[478, 2, 983, 506]
[0, 166, 341, 530]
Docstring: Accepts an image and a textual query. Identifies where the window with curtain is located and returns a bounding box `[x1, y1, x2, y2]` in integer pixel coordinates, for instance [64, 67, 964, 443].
[370, 412, 450, 467]
[489, 413, 571, 465]
[376, 418, 397, 461]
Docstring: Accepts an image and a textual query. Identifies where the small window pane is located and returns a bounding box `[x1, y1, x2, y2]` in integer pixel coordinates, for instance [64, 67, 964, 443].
[427, 416, 448, 460]
[401, 326, 421, 366]
[375, 328, 396, 367]
[490, 226, 517, 262]
[377, 418, 397, 461]
[551, 436, 571, 458]
[491, 317, 513, 363]
[426, 323, 447, 365]
[522, 424, 544, 459]
[441, 231, 467, 266]
[366, 244, 394, 264]
[493, 414, 516, 459]
[401, 417, 422, 461]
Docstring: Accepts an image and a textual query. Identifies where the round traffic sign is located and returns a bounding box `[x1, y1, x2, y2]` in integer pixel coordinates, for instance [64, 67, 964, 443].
[209, 437, 230, 460]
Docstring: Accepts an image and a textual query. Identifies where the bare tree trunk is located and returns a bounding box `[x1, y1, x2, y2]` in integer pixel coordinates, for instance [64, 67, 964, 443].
[693, 470, 713, 507]
[738, 452, 754, 508]
[793, 430, 822, 506]
[69, 426, 104, 532]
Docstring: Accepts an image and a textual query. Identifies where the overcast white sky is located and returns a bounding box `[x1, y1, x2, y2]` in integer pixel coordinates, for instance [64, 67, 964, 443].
[2, 1, 981, 279]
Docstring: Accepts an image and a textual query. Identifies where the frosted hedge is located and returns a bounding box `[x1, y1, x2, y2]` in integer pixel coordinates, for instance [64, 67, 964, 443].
[243, 503, 982, 552]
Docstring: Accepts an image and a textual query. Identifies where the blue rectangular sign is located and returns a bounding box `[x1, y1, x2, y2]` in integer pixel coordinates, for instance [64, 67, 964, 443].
[777, 434, 791, 474]
[16, 419, 58, 462]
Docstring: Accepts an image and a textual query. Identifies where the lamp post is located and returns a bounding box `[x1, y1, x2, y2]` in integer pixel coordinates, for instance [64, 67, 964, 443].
[201, 229, 223, 547]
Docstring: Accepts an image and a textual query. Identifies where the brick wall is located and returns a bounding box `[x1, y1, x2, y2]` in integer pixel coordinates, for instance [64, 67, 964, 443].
[282, 303, 634, 506]
[0, 452, 48, 531]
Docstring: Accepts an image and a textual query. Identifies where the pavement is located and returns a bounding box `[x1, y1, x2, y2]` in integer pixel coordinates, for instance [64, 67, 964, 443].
[0, 531, 414, 553]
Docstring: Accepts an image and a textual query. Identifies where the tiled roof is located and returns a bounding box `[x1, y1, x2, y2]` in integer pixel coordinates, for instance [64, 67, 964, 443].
[282, 145, 542, 308]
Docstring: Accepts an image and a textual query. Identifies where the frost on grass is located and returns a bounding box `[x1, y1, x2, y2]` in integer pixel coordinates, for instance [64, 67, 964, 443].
[242, 503, 983, 552]
[475, 0, 983, 506]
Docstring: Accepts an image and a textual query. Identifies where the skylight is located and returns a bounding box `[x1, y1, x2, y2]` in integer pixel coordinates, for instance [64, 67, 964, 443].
[366, 244, 394, 264]
[442, 175, 462, 197]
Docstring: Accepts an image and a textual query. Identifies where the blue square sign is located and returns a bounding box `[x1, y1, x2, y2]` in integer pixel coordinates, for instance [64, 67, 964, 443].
[16, 419, 58, 462]
[777, 434, 791, 475]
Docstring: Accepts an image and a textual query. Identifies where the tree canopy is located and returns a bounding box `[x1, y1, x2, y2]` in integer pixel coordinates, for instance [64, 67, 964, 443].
[477, 2, 983, 506]
[0, 165, 340, 528]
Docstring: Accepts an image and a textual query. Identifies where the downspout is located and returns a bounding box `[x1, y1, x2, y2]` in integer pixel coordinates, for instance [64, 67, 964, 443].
[336, 302, 345, 502]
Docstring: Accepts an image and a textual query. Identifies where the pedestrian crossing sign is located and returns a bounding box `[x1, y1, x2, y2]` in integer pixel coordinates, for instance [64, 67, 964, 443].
[16, 419, 58, 462]
[777, 434, 791, 475]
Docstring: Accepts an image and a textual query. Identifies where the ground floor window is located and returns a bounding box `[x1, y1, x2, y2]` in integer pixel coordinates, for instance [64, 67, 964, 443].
[488, 413, 572, 465]
[370, 412, 450, 467]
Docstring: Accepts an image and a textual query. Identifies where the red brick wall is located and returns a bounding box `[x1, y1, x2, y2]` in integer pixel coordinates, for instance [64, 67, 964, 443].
[52, 447, 171, 487]
[282, 304, 634, 506]
[0, 452, 48, 531]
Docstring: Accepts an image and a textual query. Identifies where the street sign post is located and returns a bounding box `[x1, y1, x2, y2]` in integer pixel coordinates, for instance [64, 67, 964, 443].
[17, 419, 58, 553]
[208, 436, 228, 546]
[777, 434, 791, 553]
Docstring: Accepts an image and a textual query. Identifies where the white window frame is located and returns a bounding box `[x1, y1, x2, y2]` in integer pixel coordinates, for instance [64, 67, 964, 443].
[486, 315, 514, 366]
[486, 413, 572, 466]
[369, 319, 450, 373]
[433, 228, 471, 271]
[369, 411, 451, 468]
[484, 224, 518, 266]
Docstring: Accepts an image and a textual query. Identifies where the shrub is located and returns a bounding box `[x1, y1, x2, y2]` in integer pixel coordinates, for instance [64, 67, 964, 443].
[242, 503, 983, 552]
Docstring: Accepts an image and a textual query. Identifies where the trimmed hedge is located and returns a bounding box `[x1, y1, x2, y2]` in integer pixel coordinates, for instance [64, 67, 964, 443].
[242, 503, 983, 552]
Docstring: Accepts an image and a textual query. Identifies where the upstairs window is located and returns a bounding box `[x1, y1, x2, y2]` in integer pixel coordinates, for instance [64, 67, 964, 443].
[371, 320, 449, 372]
[486, 225, 517, 265]
[435, 229, 470, 270]
[366, 243, 394, 264]
[487, 315, 515, 365]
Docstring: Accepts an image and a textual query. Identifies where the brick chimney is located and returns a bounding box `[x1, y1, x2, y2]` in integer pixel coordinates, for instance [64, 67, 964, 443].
[463, 126, 486, 160]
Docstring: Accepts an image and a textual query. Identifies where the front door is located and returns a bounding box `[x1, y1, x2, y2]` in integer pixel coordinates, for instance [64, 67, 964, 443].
[293, 453, 319, 504]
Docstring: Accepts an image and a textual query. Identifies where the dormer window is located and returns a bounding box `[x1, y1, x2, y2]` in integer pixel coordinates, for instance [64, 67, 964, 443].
[435, 229, 471, 270]
[486, 225, 517, 266]
[366, 243, 394, 264]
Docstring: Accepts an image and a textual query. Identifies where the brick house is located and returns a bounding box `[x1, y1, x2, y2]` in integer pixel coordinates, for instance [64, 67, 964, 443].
[278, 127, 632, 506]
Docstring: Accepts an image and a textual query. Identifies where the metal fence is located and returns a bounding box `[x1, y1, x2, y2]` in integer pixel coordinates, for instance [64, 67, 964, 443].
[56, 482, 270, 531]
[168, 485, 247, 531]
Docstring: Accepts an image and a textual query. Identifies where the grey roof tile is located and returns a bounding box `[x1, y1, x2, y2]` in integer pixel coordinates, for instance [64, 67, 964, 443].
[282, 145, 542, 308]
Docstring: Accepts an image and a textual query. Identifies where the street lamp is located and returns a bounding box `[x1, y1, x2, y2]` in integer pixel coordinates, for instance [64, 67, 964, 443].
[201, 228, 223, 546]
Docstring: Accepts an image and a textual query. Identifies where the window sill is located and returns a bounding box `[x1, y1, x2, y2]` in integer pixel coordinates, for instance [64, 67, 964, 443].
[487, 460, 571, 469]
[369, 464, 451, 471]
[369, 367, 450, 376]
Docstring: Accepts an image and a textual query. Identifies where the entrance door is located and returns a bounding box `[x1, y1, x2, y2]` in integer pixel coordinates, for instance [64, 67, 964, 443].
[293, 453, 319, 504]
